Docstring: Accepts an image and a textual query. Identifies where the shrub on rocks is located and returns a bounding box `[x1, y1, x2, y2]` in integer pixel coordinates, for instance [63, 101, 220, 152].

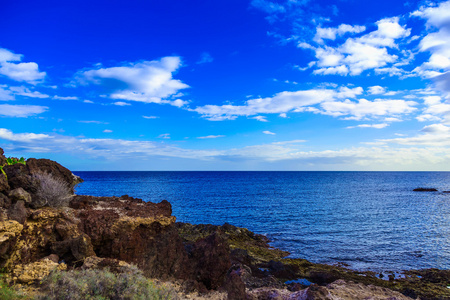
[33, 173, 72, 208]
[39, 268, 177, 300]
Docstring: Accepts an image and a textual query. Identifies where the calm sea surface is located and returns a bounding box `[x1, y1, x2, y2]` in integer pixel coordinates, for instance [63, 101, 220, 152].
[73, 171, 450, 272]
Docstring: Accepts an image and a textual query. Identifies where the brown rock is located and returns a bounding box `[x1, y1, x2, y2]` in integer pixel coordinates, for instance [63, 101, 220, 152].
[0, 220, 23, 263]
[12, 258, 67, 284]
[8, 188, 31, 204]
[7, 200, 28, 224]
[225, 269, 247, 300]
[0, 193, 11, 209]
[0, 148, 6, 166]
[0, 174, 9, 195]
[189, 232, 232, 290]
[4, 158, 82, 202]
[72, 195, 190, 280]
[1, 208, 95, 269]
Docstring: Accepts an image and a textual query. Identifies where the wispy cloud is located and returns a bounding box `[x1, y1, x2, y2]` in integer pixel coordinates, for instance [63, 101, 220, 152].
[0, 104, 48, 117]
[346, 123, 389, 129]
[263, 130, 276, 135]
[196, 52, 214, 64]
[197, 135, 225, 139]
[143, 115, 159, 119]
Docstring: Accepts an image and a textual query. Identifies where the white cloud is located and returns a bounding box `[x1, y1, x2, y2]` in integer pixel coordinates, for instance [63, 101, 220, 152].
[113, 101, 131, 106]
[305, 17, 411, 76]
[84, 100, 94, 104]
[263, 130, 276, 135]
[411, 1, 450, 96]
[76, 56, 189, 106]
[103, 129, 113, 133]
[0, 104, 48, 117]
[192, 87, 361, 120]
[314, 24, 366, 43]
[197, 135, 225, 139]
[143, 115, 159, 119]
[368, 86, 386, 95]
[320, 98, 417, 120]
[0, 128, 51, 142]
[158, 133, 170, 139]
[251, 116, 269, 122]
[53, 95, 78, 100]
[0, 48, 46, 84]
[0, 85, 14, 101]
[346, 123, 389, 129]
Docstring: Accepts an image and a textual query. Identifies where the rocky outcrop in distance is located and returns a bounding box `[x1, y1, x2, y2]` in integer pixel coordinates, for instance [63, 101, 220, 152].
[0, 147, 449, 300]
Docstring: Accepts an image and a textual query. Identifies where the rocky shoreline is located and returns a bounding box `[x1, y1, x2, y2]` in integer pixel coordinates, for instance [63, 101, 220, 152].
[0, 147, 449, 299]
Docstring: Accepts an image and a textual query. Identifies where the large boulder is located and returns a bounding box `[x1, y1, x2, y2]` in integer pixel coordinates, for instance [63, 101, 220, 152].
[71, 195, 191, 280]
[1, 208, 95, 270]
[4, 158, 82, 208]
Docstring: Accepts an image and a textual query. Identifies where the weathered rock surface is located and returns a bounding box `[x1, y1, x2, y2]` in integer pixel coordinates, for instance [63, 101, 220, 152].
[9, 188, 31, 204]
[12, 258, 67, 284]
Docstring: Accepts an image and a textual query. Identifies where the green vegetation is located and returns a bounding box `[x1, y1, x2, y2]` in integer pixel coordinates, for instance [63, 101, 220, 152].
[0, 275, 27, 300]
[39, 268, 177, 300]
[0, 157, 26, 180]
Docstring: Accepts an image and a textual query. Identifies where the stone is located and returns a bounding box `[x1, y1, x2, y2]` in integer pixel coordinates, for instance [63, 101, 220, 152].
[8, 188, 31, 204]
[0, 220, 23, 264]
[189, 232, 232, 290]
[0, 174, 9, 195]
[12, 258, 67, 284]
[7, 200, 28, 224]
[0, 193, 11, 209]
[225, 269, 247, 300]
[0, 147, 6, 166]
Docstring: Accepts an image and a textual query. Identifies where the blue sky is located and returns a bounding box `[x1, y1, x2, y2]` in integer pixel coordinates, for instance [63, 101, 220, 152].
[1, 0, 450, 170]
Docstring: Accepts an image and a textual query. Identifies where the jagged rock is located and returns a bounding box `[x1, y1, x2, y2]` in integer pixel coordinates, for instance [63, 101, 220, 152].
[4, 158, 82, 204]
[1, 208, 95, 269]
[0, 220, 23, 262]
[11, 258, 67, 284]
[9, 188, 31, 204]
[7, 200, 28, 224]
[189, 232, 231, 290]
[0, 174, 9, 195]
[225, 268, 247, 300]
[72, 195, 190, 280]
[0, 193, 11, 209]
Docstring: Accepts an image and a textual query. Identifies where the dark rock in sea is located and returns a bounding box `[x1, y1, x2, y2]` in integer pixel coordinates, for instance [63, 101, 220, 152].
[413, 188, 438, 192]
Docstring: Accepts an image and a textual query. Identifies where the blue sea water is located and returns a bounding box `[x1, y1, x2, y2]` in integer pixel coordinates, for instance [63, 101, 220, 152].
[73, 171, 450, 272]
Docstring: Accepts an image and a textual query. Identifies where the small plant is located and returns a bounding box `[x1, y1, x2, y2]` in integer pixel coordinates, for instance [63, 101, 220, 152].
[0, 275, 27, 299]
[34, 172, 72, 207]
[0, 157, 26, 180]
[39, 268, 177, 300]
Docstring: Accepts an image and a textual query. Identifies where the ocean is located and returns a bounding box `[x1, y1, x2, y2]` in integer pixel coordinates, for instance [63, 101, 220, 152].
[73, 171, 450, 272]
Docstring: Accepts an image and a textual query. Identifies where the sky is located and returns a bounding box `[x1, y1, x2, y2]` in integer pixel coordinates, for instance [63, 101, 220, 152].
[1, 0, 450, 171]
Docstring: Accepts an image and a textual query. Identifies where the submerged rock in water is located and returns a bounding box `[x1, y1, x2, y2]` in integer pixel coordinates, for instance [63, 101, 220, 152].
[413, 187, 438, 192]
